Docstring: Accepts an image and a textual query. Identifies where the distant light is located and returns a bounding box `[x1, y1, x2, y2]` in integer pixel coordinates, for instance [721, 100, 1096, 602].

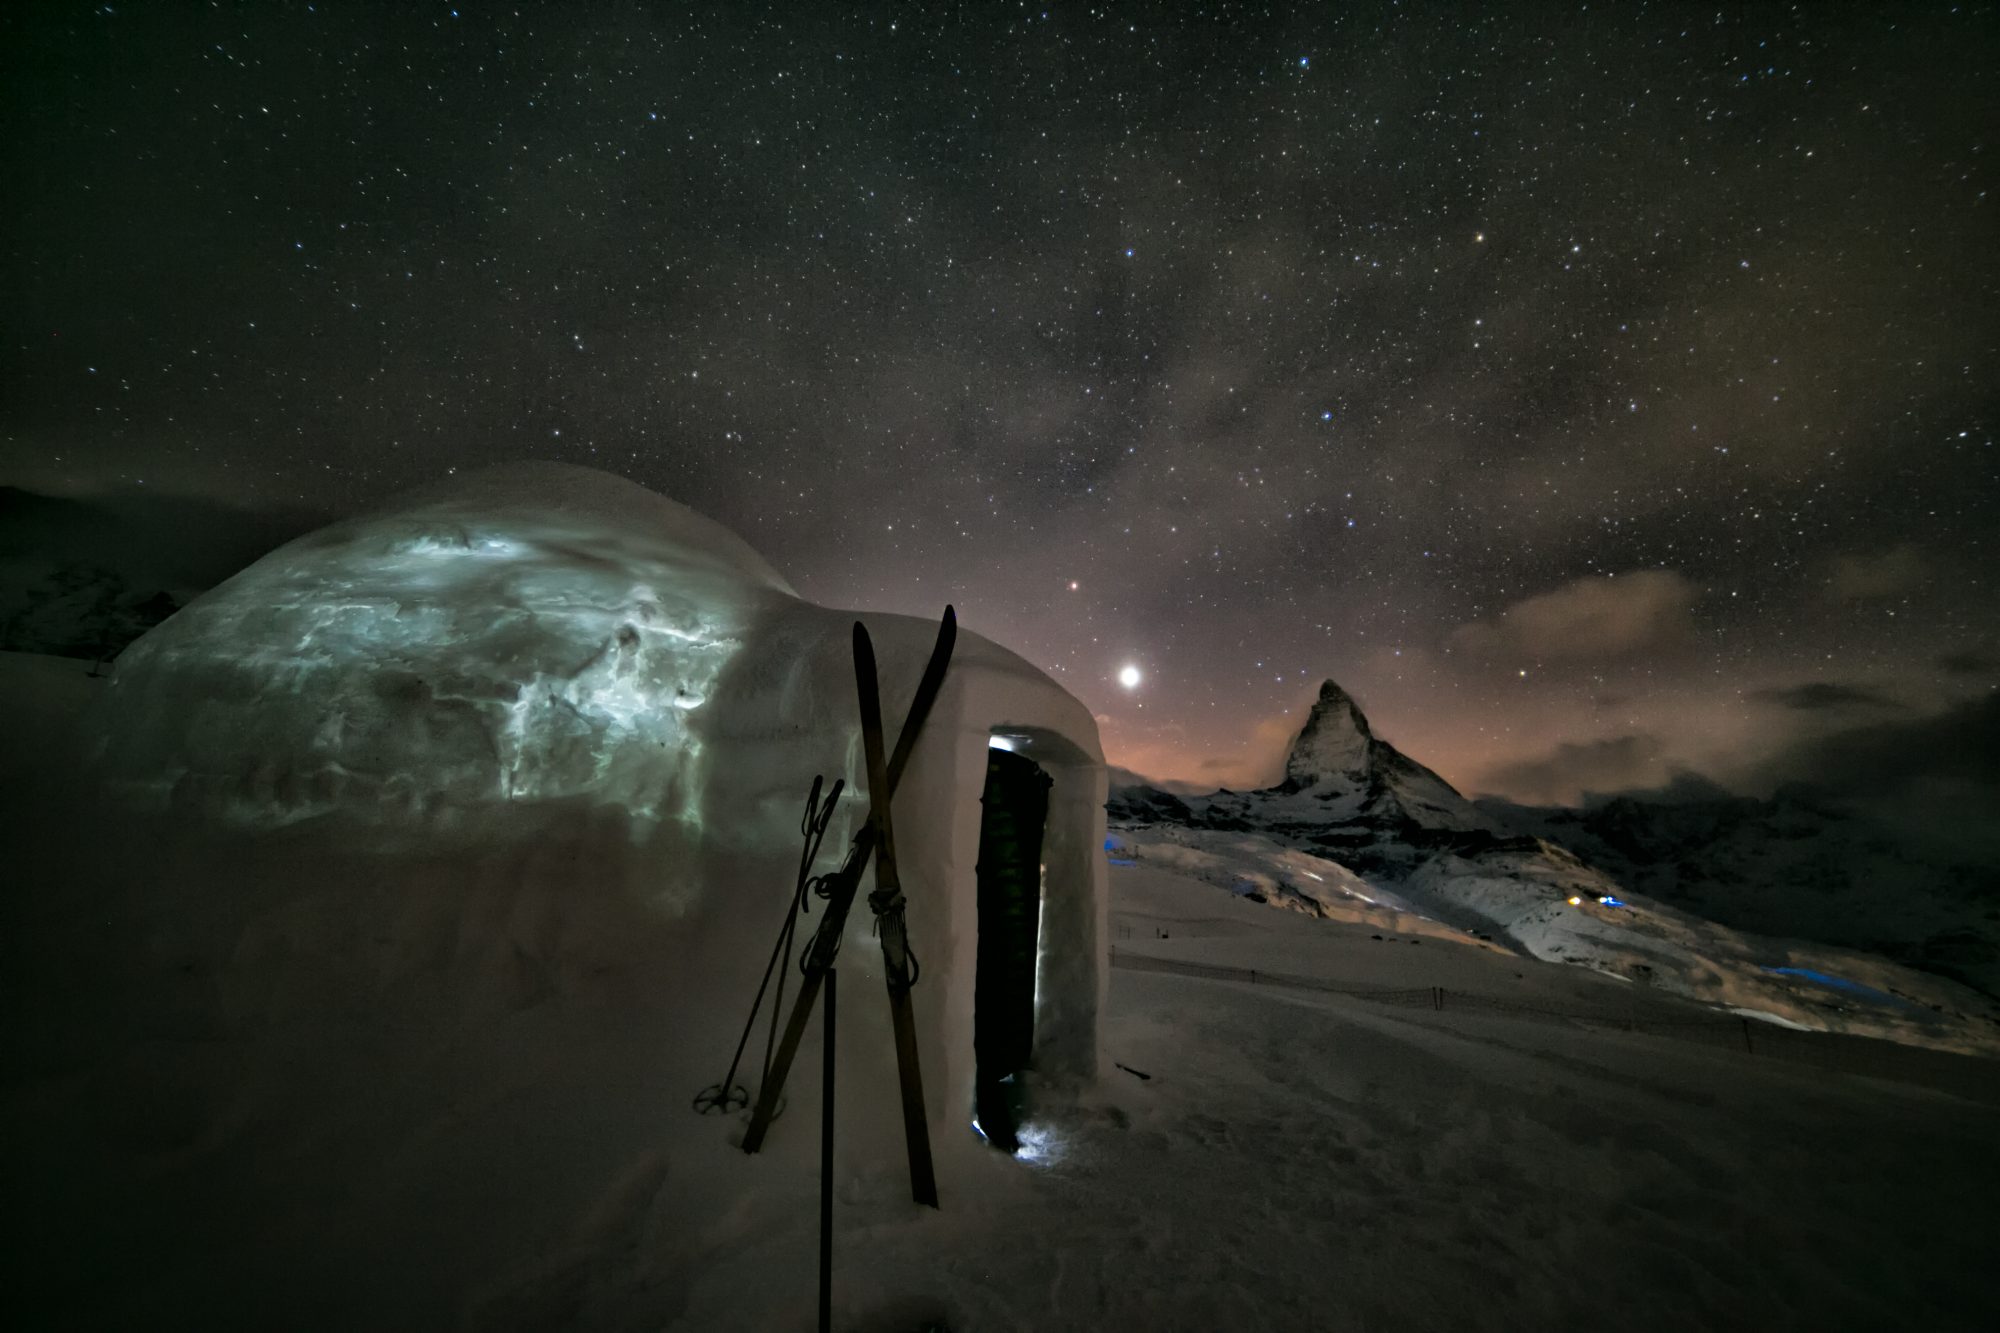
[1118, 664, 1142, 689]
[1567, 895, 1582, 906]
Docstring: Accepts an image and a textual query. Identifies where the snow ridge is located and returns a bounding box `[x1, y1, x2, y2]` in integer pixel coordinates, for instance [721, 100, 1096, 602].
[1107, 679, 2000, 1053]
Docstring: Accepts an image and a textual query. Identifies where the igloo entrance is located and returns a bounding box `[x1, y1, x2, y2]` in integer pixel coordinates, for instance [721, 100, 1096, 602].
[972, 740, 1053, 1151]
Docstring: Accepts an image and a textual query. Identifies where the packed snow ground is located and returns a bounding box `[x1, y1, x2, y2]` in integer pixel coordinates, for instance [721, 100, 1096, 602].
[4, 652, 1998, 1330]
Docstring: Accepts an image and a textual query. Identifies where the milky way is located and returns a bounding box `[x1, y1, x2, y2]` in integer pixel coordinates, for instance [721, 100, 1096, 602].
[6, 2, 1995, 799]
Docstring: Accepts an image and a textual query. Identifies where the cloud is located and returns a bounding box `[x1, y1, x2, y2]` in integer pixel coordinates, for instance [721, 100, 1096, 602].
[1751, 693, 2000, 861]
[1448, 570, 1695, 662]
[1749, 682, 1902, 712]
[0, 485, 323, 593]
[1827, 544, 1926, 601]
[1105, 765, 1210, 797]
[1938, 650, 1998, 677]
[1478, 696, 2000, 861]
[1472, 733, 1668, 804]
[1757, 693, 2000, 796]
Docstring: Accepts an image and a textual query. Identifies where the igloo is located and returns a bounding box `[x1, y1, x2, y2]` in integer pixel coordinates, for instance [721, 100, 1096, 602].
[91, 461, 1108, 1152]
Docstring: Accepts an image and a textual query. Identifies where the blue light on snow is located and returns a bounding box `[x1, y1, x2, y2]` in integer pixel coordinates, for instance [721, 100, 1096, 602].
[1597, 895, 1627, 908]
[1763, 967, 1915, 1008]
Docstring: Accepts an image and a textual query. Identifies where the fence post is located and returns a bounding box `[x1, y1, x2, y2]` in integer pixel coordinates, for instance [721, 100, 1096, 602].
[1250, 969, 1258, 984]
[1740, 1018, 1754, 1055]
[1433, 986, 1443, 1011]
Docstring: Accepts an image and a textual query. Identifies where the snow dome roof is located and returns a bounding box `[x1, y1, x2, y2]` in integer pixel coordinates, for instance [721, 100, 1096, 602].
[366, 461, 796, 598]
[91, 463, 801, 838]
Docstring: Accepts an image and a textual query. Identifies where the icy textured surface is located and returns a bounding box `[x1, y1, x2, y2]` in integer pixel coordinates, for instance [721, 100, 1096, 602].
[91, 463, 796, 841]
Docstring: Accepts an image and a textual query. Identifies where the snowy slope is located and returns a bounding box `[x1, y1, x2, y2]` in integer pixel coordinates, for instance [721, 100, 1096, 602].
[1110, 680, 2000, 1055]
[5, 763, 1996, 1330]
[7, 622, 1999, 1327]
[1489, 785, 2000, 1000]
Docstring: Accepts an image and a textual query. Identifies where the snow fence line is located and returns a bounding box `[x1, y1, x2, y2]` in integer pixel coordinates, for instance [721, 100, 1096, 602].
[1107, 948, 2000, 1106]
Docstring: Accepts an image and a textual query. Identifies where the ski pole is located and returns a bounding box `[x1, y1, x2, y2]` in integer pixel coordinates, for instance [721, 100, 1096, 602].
[694, 776, 842, 1114]
[819, 968, 836, 1333]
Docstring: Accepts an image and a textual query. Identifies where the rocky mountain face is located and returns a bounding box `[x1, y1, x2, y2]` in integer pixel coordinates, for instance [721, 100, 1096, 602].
[0, 560, 180, 662]
[1491, 785, 2000, 999]
[1276, 680, 1377, 791]
[1108, 679, 2000, 1006]
[0, 485, 317, 663]
[1108, 678, 1519, 880]
[1270, 681, 1479, 827]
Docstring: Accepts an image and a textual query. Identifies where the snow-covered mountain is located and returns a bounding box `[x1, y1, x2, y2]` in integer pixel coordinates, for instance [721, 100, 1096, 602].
[1271, 680, 1484, 828]
[1488, 782, 2000, 1000]
[1109, 678, 1510, 879]
[1109, 680, 2000, 1052]
[0, 485, 318, 662]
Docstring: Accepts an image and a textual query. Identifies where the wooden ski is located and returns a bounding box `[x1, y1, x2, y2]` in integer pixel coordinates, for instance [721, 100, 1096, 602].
[741, 607, 956, 1159]
[853, 621, 939, 1207]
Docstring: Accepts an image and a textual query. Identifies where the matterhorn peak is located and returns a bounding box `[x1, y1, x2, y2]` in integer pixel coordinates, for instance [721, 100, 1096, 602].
[1282, 679, 1377, 788]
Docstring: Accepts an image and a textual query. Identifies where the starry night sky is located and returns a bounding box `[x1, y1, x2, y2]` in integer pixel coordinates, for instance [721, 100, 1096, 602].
[5, 1, 1996, 801]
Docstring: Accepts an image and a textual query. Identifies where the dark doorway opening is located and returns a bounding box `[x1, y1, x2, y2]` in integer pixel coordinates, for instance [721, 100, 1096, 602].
[973, 745, 1052, 1152]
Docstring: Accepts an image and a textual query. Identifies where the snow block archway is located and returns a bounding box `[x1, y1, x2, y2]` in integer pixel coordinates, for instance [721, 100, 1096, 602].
[90, 461, 1109, 1127]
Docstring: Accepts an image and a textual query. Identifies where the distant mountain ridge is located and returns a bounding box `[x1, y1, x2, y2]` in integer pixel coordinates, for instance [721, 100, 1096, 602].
[0, 485, 321, 591]
[1271, 679, 1485, 829]
[1109, 679, 1507, 879]
[0, 485, 321, 662]
[1108, 679, 2000, 1028]
[1487, 783, 1999, 999]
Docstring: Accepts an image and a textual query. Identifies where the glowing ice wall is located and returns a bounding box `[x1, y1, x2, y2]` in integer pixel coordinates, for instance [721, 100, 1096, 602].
[92, 465, 794, 846]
